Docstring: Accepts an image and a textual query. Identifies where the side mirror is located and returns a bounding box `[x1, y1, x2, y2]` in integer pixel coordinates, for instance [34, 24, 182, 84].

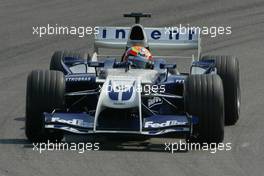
[88, 61, 104, 76]
[160, 63, 177, 81]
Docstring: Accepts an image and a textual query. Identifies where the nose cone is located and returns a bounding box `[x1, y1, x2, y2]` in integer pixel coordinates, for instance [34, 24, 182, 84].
[108, 80, 134, 101]
[99, 77, 140, 109]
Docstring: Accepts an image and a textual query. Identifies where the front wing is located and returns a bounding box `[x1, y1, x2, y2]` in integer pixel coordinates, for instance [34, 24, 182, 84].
[44, 112, 192, 136]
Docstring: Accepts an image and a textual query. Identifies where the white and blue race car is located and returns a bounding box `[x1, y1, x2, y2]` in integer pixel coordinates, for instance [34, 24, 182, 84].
[25, 13, 240, 143]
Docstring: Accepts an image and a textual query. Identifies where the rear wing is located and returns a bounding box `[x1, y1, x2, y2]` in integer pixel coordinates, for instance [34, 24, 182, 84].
[94, 27, 201, 58]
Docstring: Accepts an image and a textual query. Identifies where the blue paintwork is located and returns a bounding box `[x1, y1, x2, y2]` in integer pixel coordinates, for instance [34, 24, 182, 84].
[108, 81, 119, 101]
[121, 87, 133, 100]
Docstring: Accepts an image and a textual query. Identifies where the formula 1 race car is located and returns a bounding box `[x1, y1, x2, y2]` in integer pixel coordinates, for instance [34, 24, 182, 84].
[25, 13, 240, 143]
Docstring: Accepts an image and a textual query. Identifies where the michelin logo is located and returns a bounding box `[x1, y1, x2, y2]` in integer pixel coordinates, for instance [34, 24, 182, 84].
[144, 120, 187, 128]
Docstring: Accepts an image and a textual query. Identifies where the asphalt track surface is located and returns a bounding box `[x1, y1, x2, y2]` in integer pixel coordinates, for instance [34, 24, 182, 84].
[0, 0, 263, 176]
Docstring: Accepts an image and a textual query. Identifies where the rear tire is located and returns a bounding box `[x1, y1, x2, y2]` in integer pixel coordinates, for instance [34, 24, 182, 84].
[25, 70, 65, 142]
[185, 74, 224, 144]
[201, 55, 240, 125]
[50, 50, 89, 73]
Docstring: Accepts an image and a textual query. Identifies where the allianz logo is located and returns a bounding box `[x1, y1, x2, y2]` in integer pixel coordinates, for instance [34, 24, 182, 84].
[148, 97, 163, 108]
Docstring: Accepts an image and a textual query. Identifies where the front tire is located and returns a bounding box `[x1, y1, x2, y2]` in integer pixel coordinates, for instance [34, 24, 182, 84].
[25, 70, 65, 142]
[201, 55, 240, 125]
[185, 74, 224, 144]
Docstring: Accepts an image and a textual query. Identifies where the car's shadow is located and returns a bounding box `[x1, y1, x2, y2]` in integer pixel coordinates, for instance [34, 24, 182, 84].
[14, 117, 25, 122]
[97, 142, 187, 153]
[0, 136, 188, 153]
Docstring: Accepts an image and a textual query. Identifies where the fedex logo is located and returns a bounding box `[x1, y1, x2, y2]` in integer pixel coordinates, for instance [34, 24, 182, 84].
[51, 117, 84, 126]
[144, 120, 187, 128]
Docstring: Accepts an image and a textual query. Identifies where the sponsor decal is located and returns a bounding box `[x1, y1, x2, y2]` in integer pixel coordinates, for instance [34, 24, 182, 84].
[66, 77, 91, 82]
[144, 120, 187, 128]
[175, 79, 184, 83]
[148, 97, 163, 108]
[51, 117, 90, 127]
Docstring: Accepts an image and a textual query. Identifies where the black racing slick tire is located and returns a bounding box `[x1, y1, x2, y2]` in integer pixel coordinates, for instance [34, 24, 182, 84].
[50, 50, 89, 73]
[185, 74, 224, 144]
[201, 55, 240, 125]
[25, 70, 65, 143]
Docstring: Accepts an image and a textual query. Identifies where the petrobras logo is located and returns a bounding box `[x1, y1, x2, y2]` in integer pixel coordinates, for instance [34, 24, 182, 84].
[148, 97, 163, 108]
[144, 120, 187, 128]
[66, 77, 91, 82]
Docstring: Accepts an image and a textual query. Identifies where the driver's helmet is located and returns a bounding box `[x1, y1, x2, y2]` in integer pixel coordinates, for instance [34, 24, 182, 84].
[123, 46, 153, 69]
